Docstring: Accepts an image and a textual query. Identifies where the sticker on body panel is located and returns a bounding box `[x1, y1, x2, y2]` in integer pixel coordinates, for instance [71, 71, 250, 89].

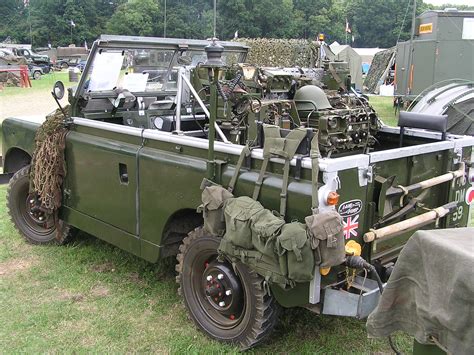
[338, 200, 362, 239]
[466, 186, 474, 205]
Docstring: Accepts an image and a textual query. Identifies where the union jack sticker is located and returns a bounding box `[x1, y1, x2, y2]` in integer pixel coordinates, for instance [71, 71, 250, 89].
[343, 214, 359, 239]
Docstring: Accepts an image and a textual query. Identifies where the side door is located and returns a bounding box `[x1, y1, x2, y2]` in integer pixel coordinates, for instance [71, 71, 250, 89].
[62, 123, 142, 254]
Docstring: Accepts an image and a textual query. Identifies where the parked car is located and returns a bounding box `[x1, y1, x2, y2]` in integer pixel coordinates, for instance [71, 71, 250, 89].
[11, 47, 50, 66]
[28, 65, 44, 80]
[77, 59, 87, 72]
[55, 56, 84, 69]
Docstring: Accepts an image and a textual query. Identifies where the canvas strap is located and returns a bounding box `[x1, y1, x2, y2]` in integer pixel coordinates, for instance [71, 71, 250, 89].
[310, 132, 321, 211]
[228, 145, 251, 193]
[253, 124, 307, 218]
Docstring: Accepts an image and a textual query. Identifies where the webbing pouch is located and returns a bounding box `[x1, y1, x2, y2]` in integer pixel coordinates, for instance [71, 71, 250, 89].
[305, 210, 345, 267]
[262, 125, 308, 159]
[251, 209, 285, 257]
[218, 238, 291, 289]
[224, 196, 264, 249]
[200, 185, 234, 236]
[277, 222, 314, 282]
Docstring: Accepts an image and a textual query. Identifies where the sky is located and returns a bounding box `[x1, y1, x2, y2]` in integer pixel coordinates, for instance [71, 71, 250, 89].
[424, 0, 474, 6]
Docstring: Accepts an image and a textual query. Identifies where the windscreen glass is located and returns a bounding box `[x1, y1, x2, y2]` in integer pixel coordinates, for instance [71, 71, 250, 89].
[81, 46, 247, 94]
[83, 48, 177, 93]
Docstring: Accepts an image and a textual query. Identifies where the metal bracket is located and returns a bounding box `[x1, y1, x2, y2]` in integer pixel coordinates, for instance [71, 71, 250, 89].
[358, 165, 373, 186]
[309, 269, 321, 304]
[453, 147, 462, 164]
[318, 172, 340, 212]
[295, 155, 303, 180]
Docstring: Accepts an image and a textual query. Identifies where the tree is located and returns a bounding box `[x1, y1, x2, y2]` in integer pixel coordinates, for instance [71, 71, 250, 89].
[0, 0, 29, 44]
[106, 0, 162, 37]
[346, 0, 430, 48]
[2, 0, 473, 49]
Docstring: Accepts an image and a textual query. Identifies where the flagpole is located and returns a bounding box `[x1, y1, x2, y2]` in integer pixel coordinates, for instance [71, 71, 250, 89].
[163, 0, 167, 37]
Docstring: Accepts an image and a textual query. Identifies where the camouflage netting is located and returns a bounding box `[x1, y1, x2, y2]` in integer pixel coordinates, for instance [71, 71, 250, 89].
[0, 53, 28, 87]
[30, 106, 70, 214]
[363, 47, 396, 94]
[0, 72, 21, 87]
[235, 38, 318, 67]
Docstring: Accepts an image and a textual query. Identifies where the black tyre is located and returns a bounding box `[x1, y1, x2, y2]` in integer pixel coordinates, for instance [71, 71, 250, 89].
[61, 62, 69, 69]
[33, 71, 41, 80]
[176, 227, 279, 349]
[6, 166, 74, 245]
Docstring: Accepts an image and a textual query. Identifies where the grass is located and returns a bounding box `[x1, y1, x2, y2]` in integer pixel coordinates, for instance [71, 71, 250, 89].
[0, 71, 72, 98]
[368, 95, 398, 126]
[0, 185, 413, 352]
[0, 86, 468, 352]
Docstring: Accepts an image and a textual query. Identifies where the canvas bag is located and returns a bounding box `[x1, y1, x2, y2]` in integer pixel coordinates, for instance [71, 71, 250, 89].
[223, 196, 264, 249]
[218, 238, 291, 289]
[305, 210, 345, 267]
[250, 209, 285, 257]
[276, 222, 315, 282]
[200, 185, 234, 236]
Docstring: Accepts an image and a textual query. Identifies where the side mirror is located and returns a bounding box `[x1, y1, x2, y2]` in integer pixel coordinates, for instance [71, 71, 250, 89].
[52, 81, 65, 100]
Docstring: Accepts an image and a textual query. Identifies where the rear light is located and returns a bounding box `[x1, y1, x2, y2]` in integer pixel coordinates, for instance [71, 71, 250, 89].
[326, 191, 340, 205]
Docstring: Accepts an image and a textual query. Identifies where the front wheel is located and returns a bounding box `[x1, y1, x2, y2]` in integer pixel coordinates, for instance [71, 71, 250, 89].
[176, 227, 279, 349]
[7, 166, 75, 244]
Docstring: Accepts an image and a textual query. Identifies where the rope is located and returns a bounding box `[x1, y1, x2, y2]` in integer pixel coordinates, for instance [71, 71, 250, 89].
[396, 184, 409, 207]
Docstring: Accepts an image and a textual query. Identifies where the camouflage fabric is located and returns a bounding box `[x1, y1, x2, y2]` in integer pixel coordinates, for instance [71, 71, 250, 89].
[363, 47, 396, 94]
[236, 38, 318, 67]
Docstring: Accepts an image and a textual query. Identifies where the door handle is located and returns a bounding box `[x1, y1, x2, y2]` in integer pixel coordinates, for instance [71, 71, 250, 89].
[119, 163, 129, 184]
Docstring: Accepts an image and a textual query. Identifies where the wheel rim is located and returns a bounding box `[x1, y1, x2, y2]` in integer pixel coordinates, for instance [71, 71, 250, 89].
[190, 250, 245, 330]
[19, 187, 55, 237]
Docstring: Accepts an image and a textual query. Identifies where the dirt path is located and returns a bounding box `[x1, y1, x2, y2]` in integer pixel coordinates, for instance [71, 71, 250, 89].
[0, 90, 68, 121]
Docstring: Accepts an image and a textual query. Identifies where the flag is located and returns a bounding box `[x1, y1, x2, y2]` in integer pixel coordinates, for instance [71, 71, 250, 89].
[352, 35, 355, 43]
[48, 42, 52, 49]
[70, 20, 76, 27]
[234, 30, 238, 39]
[345, 19, 351, 34]
[84, 40, 88, 50]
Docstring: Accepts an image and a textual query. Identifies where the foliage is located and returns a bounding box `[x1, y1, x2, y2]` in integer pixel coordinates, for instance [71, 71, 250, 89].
[0, 1, 473, 49]
[106, 0, 162, 37]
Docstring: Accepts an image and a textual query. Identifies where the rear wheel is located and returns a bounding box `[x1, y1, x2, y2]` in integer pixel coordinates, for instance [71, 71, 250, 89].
[7, 166, 75, 244]
[176, 227, 279, 349]
[61, 62, 69, 69]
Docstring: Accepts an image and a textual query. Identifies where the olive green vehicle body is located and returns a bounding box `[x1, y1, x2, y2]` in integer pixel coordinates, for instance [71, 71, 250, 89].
[2, 35, 473, 309]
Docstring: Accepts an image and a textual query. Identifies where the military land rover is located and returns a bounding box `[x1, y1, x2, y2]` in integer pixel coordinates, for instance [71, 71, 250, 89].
[2, 35, 473, 349]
